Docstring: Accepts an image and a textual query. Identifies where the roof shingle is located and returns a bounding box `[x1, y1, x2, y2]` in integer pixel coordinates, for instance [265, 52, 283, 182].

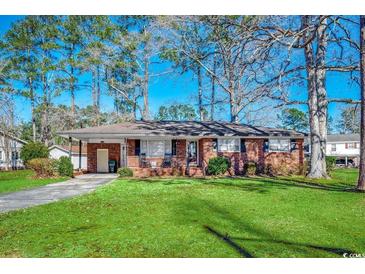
[59, 121, 306, 139]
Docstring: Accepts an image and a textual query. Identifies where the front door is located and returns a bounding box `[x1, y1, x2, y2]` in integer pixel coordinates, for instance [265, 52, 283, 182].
[187, 141, 198, 166]
[97, 149, 109, 173]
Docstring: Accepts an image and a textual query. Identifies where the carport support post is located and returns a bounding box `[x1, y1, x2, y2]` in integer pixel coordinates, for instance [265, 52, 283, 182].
[78, 140, 82, 171]
[68, 137, 72, 159]
[345, 156, 348, 167]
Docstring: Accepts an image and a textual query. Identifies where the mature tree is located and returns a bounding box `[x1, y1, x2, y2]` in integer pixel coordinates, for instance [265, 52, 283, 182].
[80, 16, 114, 126]
[1, 16, 40, 141]
[163, 16, 276, 123]
[160, 18, 212, 121]
[36, 16, 62, 146]
[358, 16, 365, 191]
[337, 106, 360, 133]
[58, 16, 86, 125]
[262, 16, 360, 178]
[155, 104, 198, 121]
[108, 16, 169, 121]
[279, 108, 309, 132]
[0, 87, 16, 170]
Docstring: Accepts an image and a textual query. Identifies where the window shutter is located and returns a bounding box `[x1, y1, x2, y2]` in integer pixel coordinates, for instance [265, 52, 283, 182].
[263, 139, 269, 152]
[345, 143, 348, 149]
[172, 140, 177, 156]
[355, 143, 357, 148]
[240, 139, 246, 153]
[135, 140, 141, 156]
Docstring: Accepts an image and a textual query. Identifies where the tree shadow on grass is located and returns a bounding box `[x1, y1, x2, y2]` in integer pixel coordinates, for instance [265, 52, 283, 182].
[203, 225, 254, 258]
[202, 176, 359, 194]
[249, 176, 357, 193]
[126, 175, 359, 194]
[172, 196, 357, 257]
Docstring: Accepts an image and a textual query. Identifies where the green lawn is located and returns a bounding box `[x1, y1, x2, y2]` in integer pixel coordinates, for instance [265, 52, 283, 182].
[0, 169, 364, 258]
[0, 170, 68, 194]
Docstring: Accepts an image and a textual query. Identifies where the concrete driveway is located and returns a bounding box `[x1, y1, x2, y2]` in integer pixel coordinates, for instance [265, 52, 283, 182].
[0, 173, 117, 214]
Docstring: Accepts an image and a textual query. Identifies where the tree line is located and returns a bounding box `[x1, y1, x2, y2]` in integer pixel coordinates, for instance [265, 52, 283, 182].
[1, 15, 365, 187]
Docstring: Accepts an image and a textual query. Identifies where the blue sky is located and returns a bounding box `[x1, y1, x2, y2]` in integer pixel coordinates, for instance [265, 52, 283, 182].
[0, 15, 198, 123]
[0, 15, 361, 127]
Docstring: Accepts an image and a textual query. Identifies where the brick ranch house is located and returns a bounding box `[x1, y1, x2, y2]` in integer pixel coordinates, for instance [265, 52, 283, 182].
[59, 121, 305, 177]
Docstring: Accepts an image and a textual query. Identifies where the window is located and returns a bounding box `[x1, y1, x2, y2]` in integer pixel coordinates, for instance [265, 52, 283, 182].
[11, 151, 19, 160]
[141, 140, 172, 157]
[331, 144, 336, 152]
[268, 139, 290, 152]
[218, 139, 240, 152]
[346, 143, 357, 149]
[290, 139, 297, 151]
[212, 139, 218, 152]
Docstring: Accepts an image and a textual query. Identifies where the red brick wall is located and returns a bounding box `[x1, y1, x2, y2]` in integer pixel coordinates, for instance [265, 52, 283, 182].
[198, 138, 304, 175]
[87, 143, 120, 173]
[87, 138, 304, 175]
[127, 139, 136, 156]
[199, 138, 217, 169]
[264, 139, 304, 175]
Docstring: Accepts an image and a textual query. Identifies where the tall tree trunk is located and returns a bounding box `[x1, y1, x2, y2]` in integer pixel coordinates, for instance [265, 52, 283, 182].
[29, 81, 36, 142]
[315, 16, 329, 178]
[210, 55, 216, 121]
[303, 15, 328, 178]
[229, 92, 239, 123]
[70, 65, 76, 127]
[41, 75, 50, 146]
[96, 65, 101, 126]
[142, 53, 149, 121]
[92, 70, 98, 126]
[357, 15, 365, 191]
[197, 65, 204, 121]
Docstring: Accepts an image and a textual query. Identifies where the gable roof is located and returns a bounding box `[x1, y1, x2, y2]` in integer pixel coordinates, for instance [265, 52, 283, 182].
[58, 121, 306, 140]
[327, 134, 360, 143]
[49, 145, 87, 154]
[0, 131, 27, 145]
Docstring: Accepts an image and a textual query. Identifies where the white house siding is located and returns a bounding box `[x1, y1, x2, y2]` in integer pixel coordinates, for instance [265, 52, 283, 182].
[0, 135, 25, 170]
[326, 142, 360, 157]
[49, 147, 87, 170]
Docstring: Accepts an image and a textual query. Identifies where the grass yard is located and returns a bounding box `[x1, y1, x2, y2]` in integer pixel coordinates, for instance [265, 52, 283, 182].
[0, 168, 364, 258]
[0, 170, 68, 194]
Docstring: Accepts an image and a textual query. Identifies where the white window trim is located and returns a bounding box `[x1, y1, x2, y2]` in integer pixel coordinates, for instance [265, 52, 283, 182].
[217, 138, 240, 153]
[268, 139, 290, 152]
[141, 139, 172, 157]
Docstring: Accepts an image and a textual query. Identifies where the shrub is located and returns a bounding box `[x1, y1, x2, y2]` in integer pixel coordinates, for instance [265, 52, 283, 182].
[245, 162, 257, 176]
[27, 158, 58, 177]
[207, 157, 230, 176]
[326, 156, 337, 174]
[58, 156, 74, 177]
[20, 141, 49, 165]
[117, 167, 133, 177]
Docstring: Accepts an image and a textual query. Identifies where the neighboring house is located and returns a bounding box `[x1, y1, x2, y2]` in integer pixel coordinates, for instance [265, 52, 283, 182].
[49, 145, 87, 170]
[326, 134, 360, 167]
[0, 132, 27, 170]
[59, 121, 306, 177]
